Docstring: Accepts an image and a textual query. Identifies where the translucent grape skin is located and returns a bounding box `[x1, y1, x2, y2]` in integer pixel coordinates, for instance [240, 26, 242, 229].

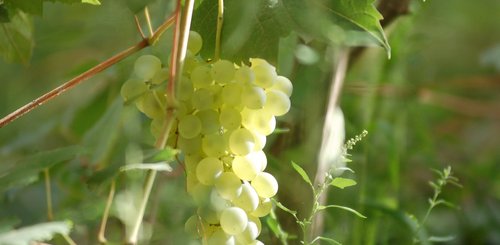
[211, 59, 236, 84]
[251, 172, 278, 198]
[178, 115, 202, 139]
[188, 31, 203, 54]
[196, 157, 224, 185]
[120, 79, 148, 102]
[229, 128, 256, 156]
[134, 55, 162, 81]
[220, 207, 248, 235]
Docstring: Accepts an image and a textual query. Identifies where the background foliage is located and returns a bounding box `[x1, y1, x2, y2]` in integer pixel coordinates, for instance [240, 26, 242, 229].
[0, 0, 499, 244]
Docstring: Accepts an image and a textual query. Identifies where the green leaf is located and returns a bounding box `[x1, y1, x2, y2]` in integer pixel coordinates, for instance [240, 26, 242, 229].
[123, 0, 157, 13]
[0, 221, 72, 245]
[0, 10, 33, 64]
[149, 147, 180, 162]
[4, 0, 43, 15]
[330, 177, 357, 189]
[273, 199, 297, 217]
[82, 0, 100, 5]
[317, 204, 366, 218]
[192, 0, 290, 64]
[291, 161, 313, 188]
[120, 162, 173, 172]
[428, 236, 456, 243]
[0, 146, 85, 191]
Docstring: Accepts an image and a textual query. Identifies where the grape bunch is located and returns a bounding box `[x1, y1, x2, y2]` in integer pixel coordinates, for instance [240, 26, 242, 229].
[121, 31, 292, 244]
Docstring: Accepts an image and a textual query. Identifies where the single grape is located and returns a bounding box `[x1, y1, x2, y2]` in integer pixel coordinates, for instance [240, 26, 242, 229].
[248, 111, 276, 136]
[251, 172, 278, 198]
[184, 215, 201, 237]
[202, 133, 227, 157]
[178, 114, 202, 139]
[184, 51, 202, 74]
[211, 59, 236, 84]
[263, 90, 291, 116]
[234, 65, 255, 84]
[192, 88, 214, 110]
[207, 229, 235, 245]
[249, 151, 267, 172]
[235, 220, 259, 244]
[232, 155, 260, 181]
[151, 67, 169, 85]
[134, 55, 162, 81]
[248, 215, 262, 234]
[271, 75, 293, 97]
[229, 128, 256, 156]
[136, 91, 165, 119]
[191, 65, 213, 88]
[196, 109, 220, 135]
[177, 76, 194, 101]
[252, 63, 277, 88]
[220, 207, 248, 235]
[120, 78, 148, 102]
[252, 132, 266, 151]
[196, 157, 224, 185]
[233, 182, 259, 212]
[215, 172, 243, 201]
[251, 198, 272, 217]
[219, 107, 242, 131]
[188, 31, 203, 54]
[242, 85, 266, 109]
[221, 82, 243, 106]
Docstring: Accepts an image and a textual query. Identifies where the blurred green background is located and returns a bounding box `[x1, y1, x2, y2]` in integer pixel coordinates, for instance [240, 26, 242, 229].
[0, 0, 499, 244]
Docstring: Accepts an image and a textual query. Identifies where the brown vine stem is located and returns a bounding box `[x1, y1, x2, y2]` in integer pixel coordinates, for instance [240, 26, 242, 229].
[0, 15, 176, 129]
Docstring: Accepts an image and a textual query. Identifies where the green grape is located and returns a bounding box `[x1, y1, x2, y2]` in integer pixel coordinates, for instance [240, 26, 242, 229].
[188, 31, 203, 54]
[229, 128, 256, 156]
[120, 78, 148, 102]
[220, 207, 248, 235]
[178, 114, 202, 139]
[219, 107, 242, 131]
[251, 172, 278, 198]
[202, 133, 227, 157]
[235, 220, 259, 244]
[232, 155, 260, 181]
[233, 182, 259, 212]
[249, 151, 267, 172]
[192, 88, 214, 111]
[215, 172, 243, 201]
[150, 118, 163, 138]
[191, 65, 213, 88]
[152, 67, 169, 85]
[221, 83, 243, 106]
[249, 58, 268, 67]
[250, 198, 272, 217]
[242, 85, 266, 109]
[210, 189, 231, 212]
[175, 101, 189, 119]
[184, 215, 202, 237]
[196, 109, 220, 135]
[271, 75, 293, 97]
[134, 55, 162, 81]
[252, 63, 277, 88]
[177, 76, 194, 101]
[184, 51, 202, 74]
[234, 65, 255, 84]
[263, 90, 291, 116]
[178, 135, 202, 155]
[196, 157, 224, 185]
[211, 59, 236, 84]
[248, 111, 276, 136]
[252, 132, 266, 151]
[136, 91, 165, 119]
[207, 229, 235, 245]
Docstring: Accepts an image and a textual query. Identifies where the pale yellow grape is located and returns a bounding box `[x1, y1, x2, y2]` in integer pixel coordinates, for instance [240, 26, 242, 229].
[264, 90, 291, 116]
[196, 157, 223, 185]
[251, 172, 278, 198]
[253, 132, 266, 151]
[232, 156, 260, 181]
[220, 207, 248, 235]
[242, 85, 266, 109]
[177, 76, 194, 101]
[175, 101, 189, 119]
[271, 75, 293, 97]
[184, 215, 201, 237]
[202, 134, 227, 157]
[134, 55, 162, 81]
[249, 111, 276, 136]
[150, 118, 163, 138]
[192, 88, 214, 110]
[234, 65, 255, 84]
[196, 109, 220, 135]
[197, 205, 219, 224]
[191, 65, 213, 88]
[208, 229, 235, 245]
[136, 91, 165, 119]
[211, 59, 236, 84]
[208, 83, 224, 108]
[188, 31, 203, 54]
[235, 220, 259, 244]
[178, 115, 202, 139]
[250, 151, 267, 172]
[152, 67, 169, 85]
[251, 198, 272, 217]
[229, 128, 256, 155]
[249, 58, 268, 67]
[252, 63, 277, 88]
[233, 182, 259, 212]
[219, 107, 242, 130]
[178, 135, 202, 155]
[221, 83, 243, 105]
[248, 215, 262, 234]
[120, 79, 148, 102]
[240, 108, 254, 129]
[210, 189, 231, 212]
[215, 172, 243, 201]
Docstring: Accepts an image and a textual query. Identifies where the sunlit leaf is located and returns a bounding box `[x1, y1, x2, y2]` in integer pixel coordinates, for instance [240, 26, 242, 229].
[291, 161, 313, 188]
[120, 162, 173, 172]
[428, 236, 456, 242]
[330, 177, 357, 189]
[0, 221, 72, 245]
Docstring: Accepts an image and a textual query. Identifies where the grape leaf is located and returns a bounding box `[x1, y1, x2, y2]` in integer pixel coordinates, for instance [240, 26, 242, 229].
[192, 0, 290, 64]
[0, 10, 33, 64]
[3, 0, 43, 15]
[291, 161, 313, 188]
[0, 221, 72, 245]
[330, 177, 357, 189]
[0, 146, 84, 192]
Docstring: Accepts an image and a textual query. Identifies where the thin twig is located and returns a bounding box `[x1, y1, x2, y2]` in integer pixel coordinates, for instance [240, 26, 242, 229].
[310, 48, 350, 239]
[128, 170, 157, 244]
[144, 7, 155, 37]
[215, 0, 224, 60]
[134, 15, 147, 40]
[44, 168, 53, 221]
[98, 180, 116, 244]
